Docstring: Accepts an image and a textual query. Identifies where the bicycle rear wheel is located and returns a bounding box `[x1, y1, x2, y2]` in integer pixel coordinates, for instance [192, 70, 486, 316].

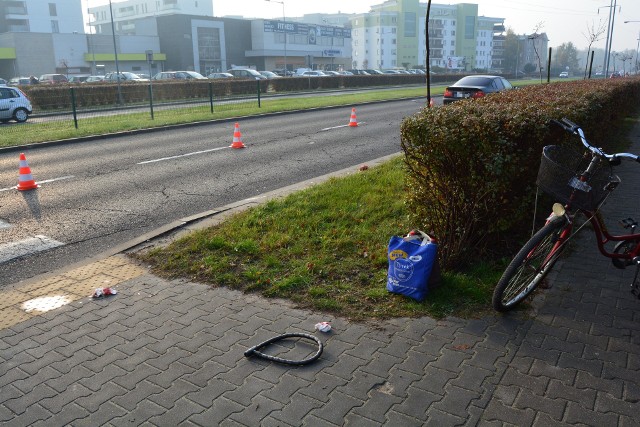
[493, 216, 569, 312]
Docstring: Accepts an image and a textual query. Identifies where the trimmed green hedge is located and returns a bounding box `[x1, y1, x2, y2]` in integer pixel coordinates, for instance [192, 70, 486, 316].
[400, 77, 640, 269]
[20, 75, 434, 110]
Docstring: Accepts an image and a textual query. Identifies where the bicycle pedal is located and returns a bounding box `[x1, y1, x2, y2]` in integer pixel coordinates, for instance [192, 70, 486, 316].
[620, 218, 638, 229]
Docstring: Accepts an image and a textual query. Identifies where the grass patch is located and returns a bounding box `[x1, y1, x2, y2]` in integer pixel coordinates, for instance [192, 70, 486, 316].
[136, 157, 502, 320]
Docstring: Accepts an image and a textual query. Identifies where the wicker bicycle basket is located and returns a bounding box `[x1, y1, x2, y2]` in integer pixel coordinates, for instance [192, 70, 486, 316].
[536, 145, 620, 211]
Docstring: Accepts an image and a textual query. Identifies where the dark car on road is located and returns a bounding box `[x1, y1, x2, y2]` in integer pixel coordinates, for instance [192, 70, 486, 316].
[443, 75, 514, 105]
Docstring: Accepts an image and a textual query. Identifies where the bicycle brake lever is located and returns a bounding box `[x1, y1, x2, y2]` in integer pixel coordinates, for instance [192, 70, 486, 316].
[560, 118, 580, 133]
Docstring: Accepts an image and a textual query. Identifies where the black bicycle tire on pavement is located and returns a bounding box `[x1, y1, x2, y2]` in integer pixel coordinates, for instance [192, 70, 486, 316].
[493, 216, 569, 312]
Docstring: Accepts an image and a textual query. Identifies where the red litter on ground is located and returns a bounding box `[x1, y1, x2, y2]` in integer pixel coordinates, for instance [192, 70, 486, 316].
[315, 322, 332, 333]
[92, 287, 117, 298]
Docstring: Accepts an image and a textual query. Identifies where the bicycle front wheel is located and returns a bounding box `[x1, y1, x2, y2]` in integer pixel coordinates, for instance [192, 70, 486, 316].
[493, 216, 569, 312]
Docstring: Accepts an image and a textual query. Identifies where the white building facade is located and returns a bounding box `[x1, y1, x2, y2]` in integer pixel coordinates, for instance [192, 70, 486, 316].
[88, 0, 213, 35]
[350, 0, 504, 72]
[0, 0, 84, 34]
[248, 19, 352, 72]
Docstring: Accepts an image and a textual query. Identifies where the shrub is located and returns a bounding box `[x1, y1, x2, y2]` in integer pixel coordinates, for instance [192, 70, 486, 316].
[400, 77, 640, 269]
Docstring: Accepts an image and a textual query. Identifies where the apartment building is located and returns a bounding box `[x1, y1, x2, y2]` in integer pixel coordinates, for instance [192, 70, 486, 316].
[350, 0, 505, 72]
[0, 0, 84, 34]
[0, 0, 92, 78]
[88, 0, 213, 36]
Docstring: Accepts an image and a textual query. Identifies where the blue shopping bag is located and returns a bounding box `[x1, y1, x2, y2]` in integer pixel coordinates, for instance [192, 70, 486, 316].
[386, 230, 438, 302]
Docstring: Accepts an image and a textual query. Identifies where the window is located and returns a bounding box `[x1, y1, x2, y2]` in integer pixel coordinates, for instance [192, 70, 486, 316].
[51, 20, 59, 33]
[0, 88, 18, 99]
[464, 16, 475, 39]
[49, 3, 57, 16]
[404, 12, 416, 37]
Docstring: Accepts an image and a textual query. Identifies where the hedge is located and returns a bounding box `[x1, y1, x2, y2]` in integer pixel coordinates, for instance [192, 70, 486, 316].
[400, 77, 640, 269]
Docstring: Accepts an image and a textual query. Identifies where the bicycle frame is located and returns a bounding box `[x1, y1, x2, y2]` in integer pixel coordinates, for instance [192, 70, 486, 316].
[573, 208, 640, 261]
[547, 144, 640, 264]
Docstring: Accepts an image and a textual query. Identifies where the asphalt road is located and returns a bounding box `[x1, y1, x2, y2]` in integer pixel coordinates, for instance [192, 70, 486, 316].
[0, 98, 427, 286]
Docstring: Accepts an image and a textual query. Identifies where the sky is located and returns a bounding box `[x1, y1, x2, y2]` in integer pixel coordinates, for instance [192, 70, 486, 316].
[84, 0, 640, 53]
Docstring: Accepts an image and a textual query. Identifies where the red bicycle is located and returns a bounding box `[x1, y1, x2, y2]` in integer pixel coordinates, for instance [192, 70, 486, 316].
[493, 118, 640, 312]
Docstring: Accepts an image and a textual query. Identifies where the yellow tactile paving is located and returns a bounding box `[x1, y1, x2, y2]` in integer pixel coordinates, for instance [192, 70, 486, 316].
[0, 307, 34, 329]
[0, 256, 148, 331]
[102, 263, 147, 281]
[0, 290, 32, 310]
[95, 255, 135, 268]
[17, 275, 73, 294]
[65, 274, 119, 297]
[23, 277, 78, 297]
[62, 262, 119, 281]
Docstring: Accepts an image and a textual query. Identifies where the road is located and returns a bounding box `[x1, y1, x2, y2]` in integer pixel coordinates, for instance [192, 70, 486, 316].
[0, 98, 427, 286]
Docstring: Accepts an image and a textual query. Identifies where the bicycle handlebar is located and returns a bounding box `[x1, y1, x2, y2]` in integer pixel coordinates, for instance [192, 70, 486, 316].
[550, 118, 640, 164]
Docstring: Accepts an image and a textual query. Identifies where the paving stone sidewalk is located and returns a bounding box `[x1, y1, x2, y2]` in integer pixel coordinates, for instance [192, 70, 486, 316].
[1, 128, 640, 425]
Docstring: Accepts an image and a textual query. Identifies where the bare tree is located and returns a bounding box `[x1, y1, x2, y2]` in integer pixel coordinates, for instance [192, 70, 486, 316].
[582, 20, 607, 78]
[528, 22, 544, 82]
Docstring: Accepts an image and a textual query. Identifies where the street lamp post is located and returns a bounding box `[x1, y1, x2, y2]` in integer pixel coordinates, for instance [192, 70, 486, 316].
[108, 0, 123, 104]
[599, 0, 619, 77]
[265, 0, 287, 75]
[624, 21, 640, 74]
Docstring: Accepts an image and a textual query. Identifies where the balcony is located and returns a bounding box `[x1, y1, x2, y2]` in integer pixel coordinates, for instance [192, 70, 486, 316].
[5, 6, 27, 15]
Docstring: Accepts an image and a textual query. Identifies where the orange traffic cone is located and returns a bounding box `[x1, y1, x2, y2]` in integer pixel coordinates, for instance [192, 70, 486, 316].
[348, 108, 359, 127]
[17, 153, 38, 191]
[230, 122, 246, 149]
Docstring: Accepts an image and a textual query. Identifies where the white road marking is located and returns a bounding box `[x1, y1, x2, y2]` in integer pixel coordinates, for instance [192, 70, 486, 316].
[320, 122, 366, 131]
[0, 235, 64, 264]
[0, 175, 74, 193]
[137, 147, 229, 165]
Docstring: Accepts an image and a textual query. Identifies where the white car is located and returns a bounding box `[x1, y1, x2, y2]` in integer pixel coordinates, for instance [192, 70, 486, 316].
[559, 71, 569, 78]
[298, 71, 327, 77]
[104, 72, 149, 82]
[0, 86, 32, 123]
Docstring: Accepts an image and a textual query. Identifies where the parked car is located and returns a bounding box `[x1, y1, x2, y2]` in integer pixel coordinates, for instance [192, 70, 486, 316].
[364, 69, 384, 75]
[104, 72, 149, 82]
[8, 77, 32, 86]
[208, 72, 234, 79]
[609, 71, 623, 78]
[68, 75, 90, 83]
[337, 71, 354, 76]
[297, 71, 327, 77]
[381, 69, 401, 74]
[443, 75, 514, 105]
[84, 75, 105, 83]
[39, 73, 68, 84]
[271, 69, 293, 77]
[0, 85, 32, 123]
[258, 71, 281, 79]
[559, 71, 569, 78]
[323, 70, 341, 76]
[152, 71, 206, 80]
[226, 68, 267, 80]
[347, 69, 370, 75]
[0, 77, 6, 85]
